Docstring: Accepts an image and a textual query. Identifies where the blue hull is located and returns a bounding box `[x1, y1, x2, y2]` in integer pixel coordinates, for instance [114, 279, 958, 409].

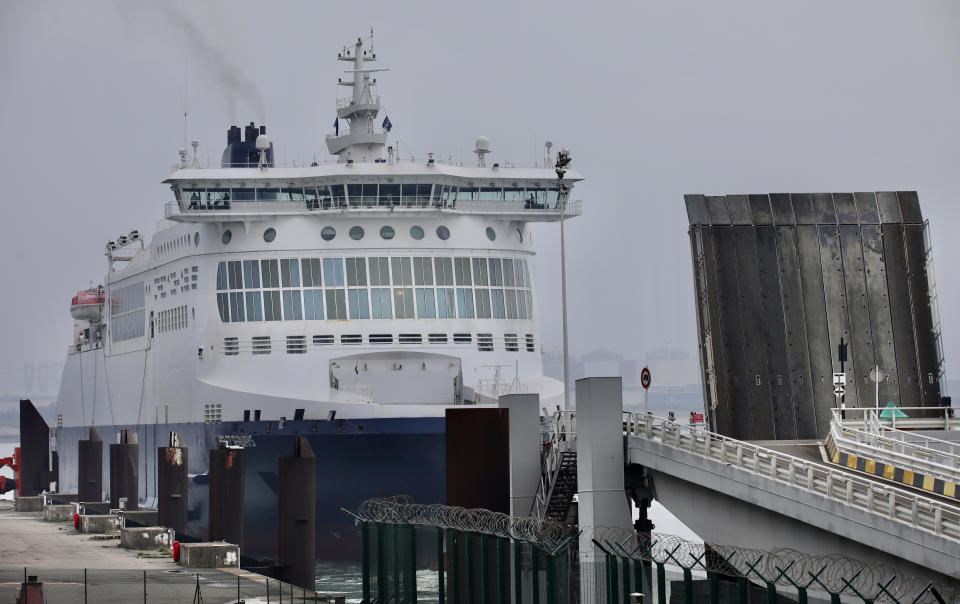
[55, 417, 446, 561]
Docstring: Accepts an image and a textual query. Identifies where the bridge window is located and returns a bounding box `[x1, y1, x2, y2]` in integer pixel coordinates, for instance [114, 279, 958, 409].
[437, 288, 456, 319]
[371, 288, 392, 319]
[303, 290, 324, 320]
[394, 288, 415, 319]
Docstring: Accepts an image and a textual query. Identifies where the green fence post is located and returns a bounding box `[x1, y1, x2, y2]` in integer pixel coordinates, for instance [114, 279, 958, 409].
[545, 545, 556, 604]
[766, 581, 777, 604]
[514, 540, 523, 604]
[466, 532, 475, 604]
[438, 527, 446, 604]
[682, 567, 693, 604]
[633, 559, 644, 599]
[452, 530, 461, 604]
[737, 576, 748, 604]
[708, 571, 719, 604]
[497, 537, 508, 604]
[361, 522, 371, 603]
[377, 522, 386, 604]
[393, 523, 402, 601]
[480, 534, 489, 604]
[621, 556, 631, 604]
[531, 544, 540, 604]
[656, 562, 666, 604]
[409, 524, 418, 604]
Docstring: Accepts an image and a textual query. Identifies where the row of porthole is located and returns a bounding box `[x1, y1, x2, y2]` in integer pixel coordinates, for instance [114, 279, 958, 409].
[222, 225, 498, 245]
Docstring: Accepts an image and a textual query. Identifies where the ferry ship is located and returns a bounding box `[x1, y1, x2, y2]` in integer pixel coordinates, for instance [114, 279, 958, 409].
[53, 34, 583, 560]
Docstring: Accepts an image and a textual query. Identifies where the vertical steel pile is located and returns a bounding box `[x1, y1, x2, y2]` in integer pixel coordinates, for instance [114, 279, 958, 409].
[77, 427, 102, 502]
[278, 436, 315, 591]
[109, 429, 138, 510]
[209, 444, 244, 546]
[157, 431, 187, 533]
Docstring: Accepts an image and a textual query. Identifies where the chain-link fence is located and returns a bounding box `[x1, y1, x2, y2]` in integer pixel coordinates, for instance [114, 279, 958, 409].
[0, 567, 345, 603]
[353, 497, 959, 604]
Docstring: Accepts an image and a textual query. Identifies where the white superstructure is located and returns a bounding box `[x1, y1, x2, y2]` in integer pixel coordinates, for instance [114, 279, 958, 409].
[56, 34, 583, 429]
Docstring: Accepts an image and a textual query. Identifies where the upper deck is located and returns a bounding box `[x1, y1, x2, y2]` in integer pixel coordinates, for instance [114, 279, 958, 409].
[163, 159, 583, 223]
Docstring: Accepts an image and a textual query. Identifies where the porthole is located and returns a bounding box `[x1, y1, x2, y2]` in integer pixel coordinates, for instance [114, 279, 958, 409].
[486, 227, 496, 241]
[321, 226, 336, 241]
[221, 230, 232, 245]
[410, 225, 425, 240]
[436, 226, 450, 240]
[194, 232, 199, 247]
[263, 228, 276, 242]
[380, 226, 395, 240]
[349, 226, 365, 240]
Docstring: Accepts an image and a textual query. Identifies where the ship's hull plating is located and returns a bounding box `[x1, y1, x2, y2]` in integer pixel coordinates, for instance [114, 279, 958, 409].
[55, 417, 445, 561]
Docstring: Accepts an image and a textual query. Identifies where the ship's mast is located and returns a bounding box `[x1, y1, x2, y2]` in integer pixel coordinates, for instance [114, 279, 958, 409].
[325, 32, 389, 163]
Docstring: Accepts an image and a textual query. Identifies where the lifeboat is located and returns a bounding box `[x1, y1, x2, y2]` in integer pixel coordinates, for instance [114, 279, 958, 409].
[70, 287, 105, 322]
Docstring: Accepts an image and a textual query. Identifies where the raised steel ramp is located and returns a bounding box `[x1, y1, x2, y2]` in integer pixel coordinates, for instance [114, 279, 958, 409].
[623, 412, 960, 583]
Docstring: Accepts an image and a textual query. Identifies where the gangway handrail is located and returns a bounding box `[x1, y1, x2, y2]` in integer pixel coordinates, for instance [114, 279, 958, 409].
[623, 412, 960, 542]
[531, 411, 576, 519]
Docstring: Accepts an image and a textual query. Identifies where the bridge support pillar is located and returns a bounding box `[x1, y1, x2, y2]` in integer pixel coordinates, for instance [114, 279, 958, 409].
[575, 377, 632, 601]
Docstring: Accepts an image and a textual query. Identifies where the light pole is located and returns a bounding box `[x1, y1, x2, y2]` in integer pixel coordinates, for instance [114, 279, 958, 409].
[555, 148, 572, 411]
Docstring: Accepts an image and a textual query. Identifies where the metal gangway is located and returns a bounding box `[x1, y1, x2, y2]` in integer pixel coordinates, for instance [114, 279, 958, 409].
[828, 406, 960, 486]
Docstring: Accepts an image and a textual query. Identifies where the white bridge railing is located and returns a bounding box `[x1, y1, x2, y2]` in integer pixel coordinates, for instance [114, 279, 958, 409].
[623, 412, 960, 542]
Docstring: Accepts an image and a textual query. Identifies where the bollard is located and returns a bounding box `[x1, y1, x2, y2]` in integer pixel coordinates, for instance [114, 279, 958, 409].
[19, 399, 50, 496]
[278, 436, 316, 592]
[109, 430, 139, 510]
[157, 431, 188, 533]
[209, 444, 244, 545]
[78, 428, 103, 504]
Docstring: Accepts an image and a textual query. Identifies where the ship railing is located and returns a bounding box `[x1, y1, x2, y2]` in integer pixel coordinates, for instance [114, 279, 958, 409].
[336, 94, 380, 110]
[531, 410, 576, 520]
[173, 157, 560, 171]
[166, 198, 582, 217]
[624, 412, 960, 542]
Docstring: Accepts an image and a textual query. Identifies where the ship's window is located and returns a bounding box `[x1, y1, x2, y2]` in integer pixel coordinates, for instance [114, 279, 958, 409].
[361, 184, 378, 205]
[514, 259, 527, 287]
[380, 226, 395, 240]
[517, 291, 530, 320]
[313, 335, 334, 345]
[346, 258, 367, 286]
[323, 258, 345, 286]
[428, 333, 447, 344]
[410, 226, 425, 240]
[488, 258, 503, 286]
[286, 335, 307, 354]
[457, 289, 475, 318]
[228, 261, 242, 289]
[491, 289, 506, 319]
[216, 262, 228, 290]
[232, 189, 255, 202]
[224, 338, 239, 356]
[302, 258, 322, 287]
[475, 289, 492, 319]
[281, 259, 300, 287]
[416, 288, 436, 318]
[303, 290, 324, 320]
[282, 290, 303, 320]
[194, 232, 199, 246]
[263, 291, 282, 321]
[391, 257, 413, 286]
[350, 226, 365, 240]
[505, 290, 518, 319]
[258, 188, 280, 202]
[526, 189, 546, 208]
[341, 334, 362, 345]
[252, 336, 271, 354]
[525, 334, 535, 352]
[505, 334, 519, 352]
[369, 257, 390, 286]
[261, 260, 280, 288]
[370, 334, 393, 344]
[325, 289, 347, 319]
[413, 257, 433, 285]
[434, 257, 454, 285]
[207, 189, 230, 208]
[264, 228, 277, 243]
[504, 188, 525, 202]
[440, 186, 457, 206]
[330, 184, 346, 206]
[229, 292, 245, 322]
[245, 292, 263, 321]
[436, 226, 450, 240]
[479, 187, 503, 201]
[472, 258, 489, 286]
[437, 288, 456, 319]
[348, 288, 369, 319]
[241, 260, 259, 288]
[503, 260, 516, 287]
[454, 333, 472, 344]
[399, 334, 422, 344]
[321, 226, 336, 241]
[371, 288, 392, 319]
[457, 187, 478, 201]
[454, 258, 472, 286]
[280, 187, 304, 201]
[316, 185, 332, 209]
[477, 333, 494, 351]
[222, 230, 232, 245]
[394, 288, 415, 319]
[303, 186, 319, 208]
[216, 294, 229, 322]
[380, 184, 400, 205]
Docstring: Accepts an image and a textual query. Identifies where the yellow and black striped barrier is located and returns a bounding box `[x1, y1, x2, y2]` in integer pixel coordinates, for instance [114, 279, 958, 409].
[826, 436, 959, 500]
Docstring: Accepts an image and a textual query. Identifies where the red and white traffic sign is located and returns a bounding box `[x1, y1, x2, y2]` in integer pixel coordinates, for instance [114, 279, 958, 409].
[641, 367, 651, 390]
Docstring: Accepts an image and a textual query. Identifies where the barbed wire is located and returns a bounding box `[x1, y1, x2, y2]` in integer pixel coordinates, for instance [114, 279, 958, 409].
[587, 526, 956, 603]
[354, 496, 576, 549]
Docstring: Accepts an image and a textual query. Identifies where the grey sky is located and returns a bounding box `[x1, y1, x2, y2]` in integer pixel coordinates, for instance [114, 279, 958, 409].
[1, 1, 959, 393]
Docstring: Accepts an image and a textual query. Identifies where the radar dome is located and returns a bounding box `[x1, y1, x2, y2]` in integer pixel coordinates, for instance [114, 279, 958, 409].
[475, 136, 490, 153]
[255, 134, 271, 151]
